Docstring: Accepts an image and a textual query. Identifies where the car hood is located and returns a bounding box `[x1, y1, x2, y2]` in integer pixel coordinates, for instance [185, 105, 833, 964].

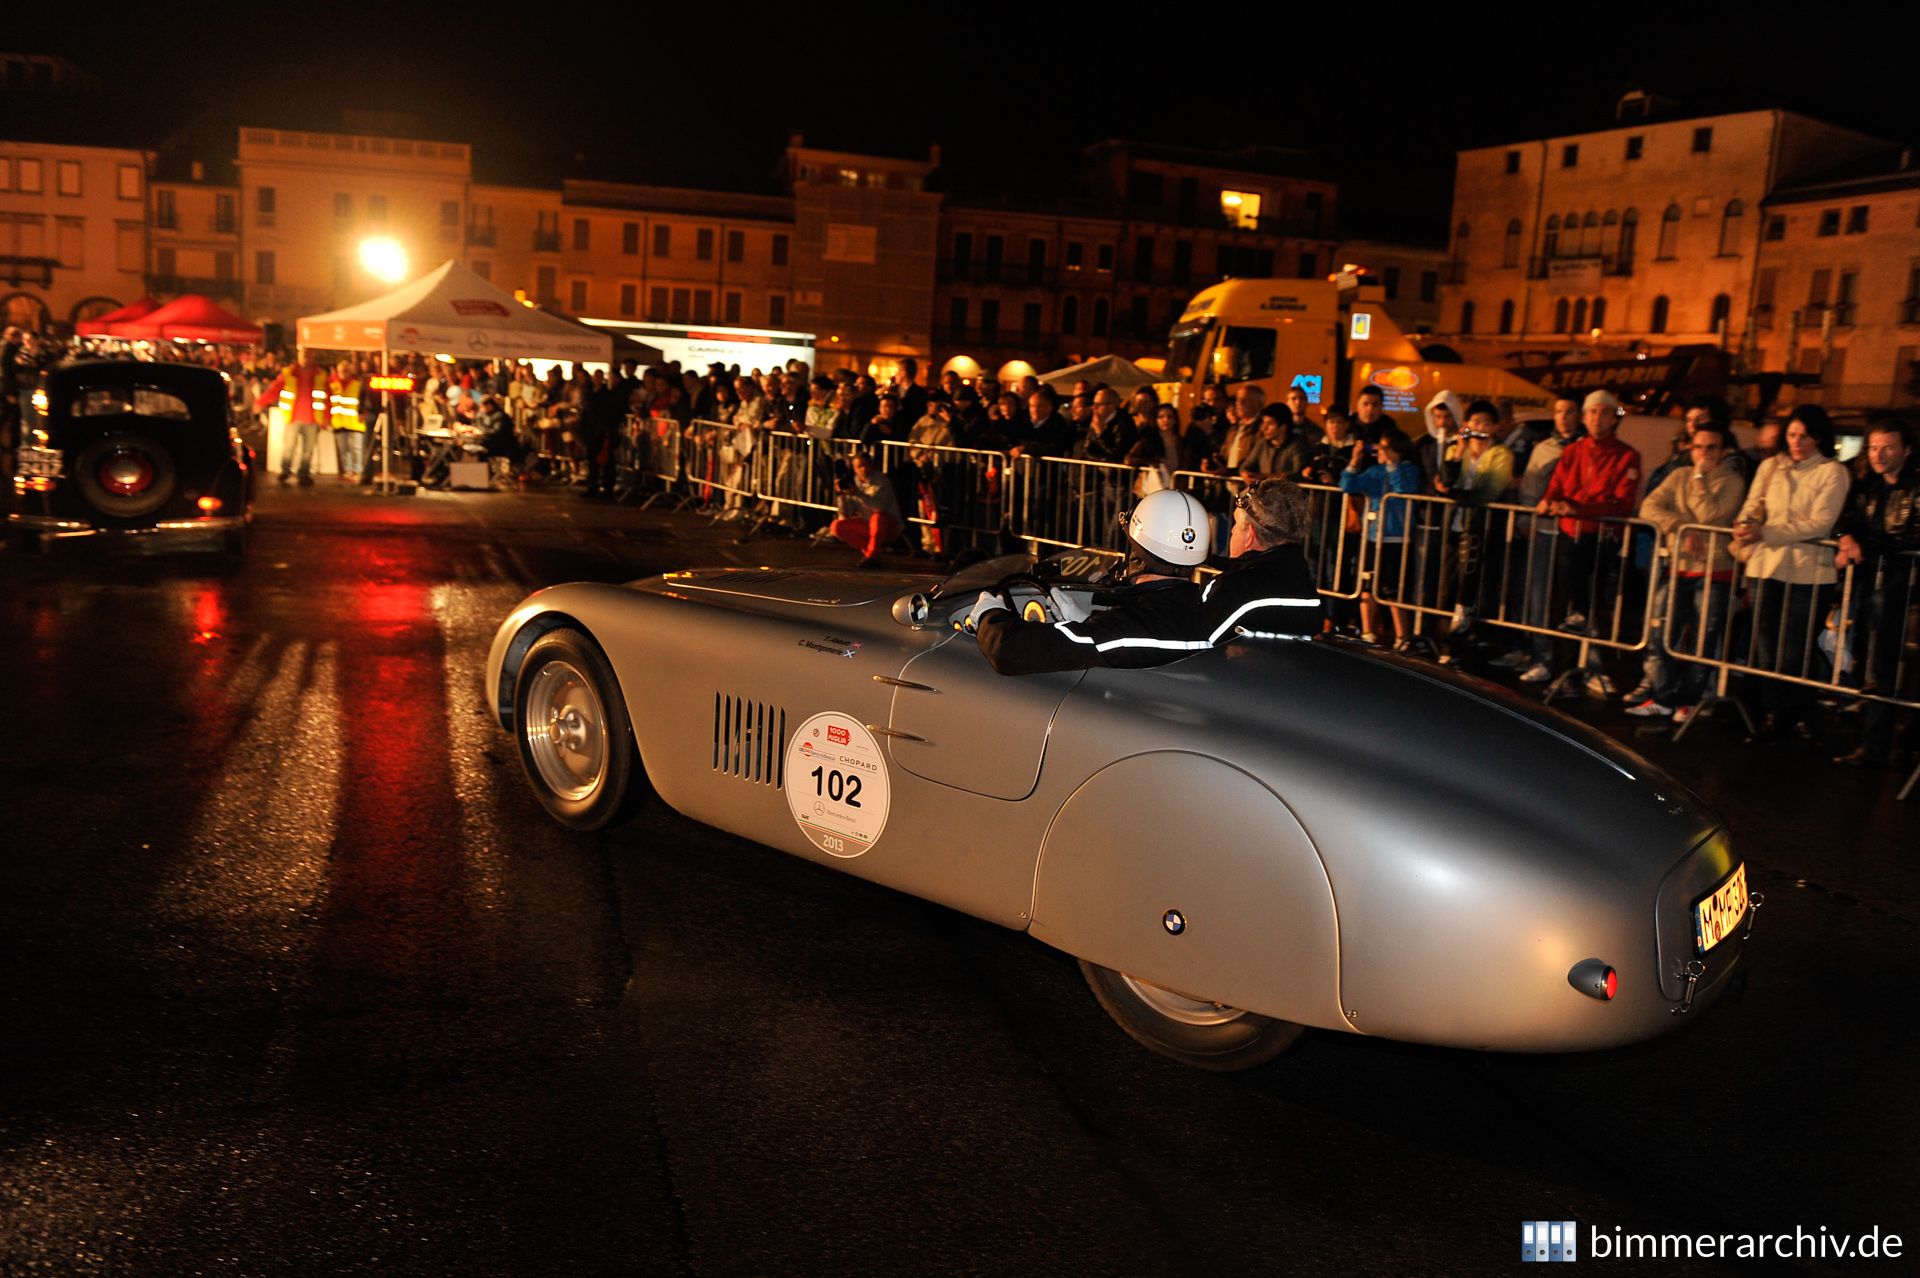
[647, 566, 937, 608]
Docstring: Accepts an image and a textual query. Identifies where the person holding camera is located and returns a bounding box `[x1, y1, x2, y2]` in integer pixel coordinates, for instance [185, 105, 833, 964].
[830, 451, 903, 567]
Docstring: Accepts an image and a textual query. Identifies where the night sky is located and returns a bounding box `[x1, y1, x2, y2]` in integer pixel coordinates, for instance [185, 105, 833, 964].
[13, 9, 1911, 241]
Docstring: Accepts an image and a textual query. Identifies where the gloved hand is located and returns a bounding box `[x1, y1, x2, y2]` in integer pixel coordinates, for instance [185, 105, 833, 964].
[959, 590, 1009, 633]
[1045, 587, 1093, 624]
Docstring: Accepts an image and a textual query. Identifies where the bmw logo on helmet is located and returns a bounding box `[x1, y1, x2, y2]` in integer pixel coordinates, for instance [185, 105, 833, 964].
[1181, 526, 1196, 544]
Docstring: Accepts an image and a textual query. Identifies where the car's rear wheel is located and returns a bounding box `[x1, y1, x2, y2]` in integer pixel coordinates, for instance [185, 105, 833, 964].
[1079, 960, 1306, 1071]
[514, 627, 640, 831]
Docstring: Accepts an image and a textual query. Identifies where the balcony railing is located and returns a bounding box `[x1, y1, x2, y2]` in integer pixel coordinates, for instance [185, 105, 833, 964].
[1525, 253, 1635, 279]
[147, 274, 245, 302]
[532, 230, 561, 252]
[0, 255, 56, 287]
[466, 225, 496, 247]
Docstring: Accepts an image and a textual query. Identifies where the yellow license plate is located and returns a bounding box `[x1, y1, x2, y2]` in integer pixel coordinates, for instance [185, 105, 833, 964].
[18, 446, 62, 478]
[1693, 862, 1749, 954]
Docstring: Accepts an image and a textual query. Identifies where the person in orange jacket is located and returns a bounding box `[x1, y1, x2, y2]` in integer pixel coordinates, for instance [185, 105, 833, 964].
[1534, 389, 1643, 694]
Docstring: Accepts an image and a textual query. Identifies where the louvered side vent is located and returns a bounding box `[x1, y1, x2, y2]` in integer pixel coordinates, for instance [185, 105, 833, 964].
[712, 694, 786, 788]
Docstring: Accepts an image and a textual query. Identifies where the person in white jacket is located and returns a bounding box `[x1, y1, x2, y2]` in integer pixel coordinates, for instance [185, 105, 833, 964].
[1732, 406, 1850, 740]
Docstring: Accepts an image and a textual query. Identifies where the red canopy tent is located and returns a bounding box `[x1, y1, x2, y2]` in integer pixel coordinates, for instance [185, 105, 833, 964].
[74, 296, 161, 337]
[122, 295, 263, 345]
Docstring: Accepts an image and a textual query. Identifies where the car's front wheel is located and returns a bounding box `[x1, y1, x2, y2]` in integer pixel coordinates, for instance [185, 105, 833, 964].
[1079, 960, 1305, 1071]
[514, 627, 641, 830]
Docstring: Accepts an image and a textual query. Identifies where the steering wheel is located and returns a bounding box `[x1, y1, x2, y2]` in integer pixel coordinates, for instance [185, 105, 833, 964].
[991, 571, 1060, 623]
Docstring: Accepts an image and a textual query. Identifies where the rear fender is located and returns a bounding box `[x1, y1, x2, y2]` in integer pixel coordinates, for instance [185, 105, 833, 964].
[1028, 752, 1349, 1032]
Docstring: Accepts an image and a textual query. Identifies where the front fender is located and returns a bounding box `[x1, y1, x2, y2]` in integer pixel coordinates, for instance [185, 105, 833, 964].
[1028, 752, 1349, 1033]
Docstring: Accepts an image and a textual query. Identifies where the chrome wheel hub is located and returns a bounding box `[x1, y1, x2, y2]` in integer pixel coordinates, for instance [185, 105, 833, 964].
[523, 660, 607, 802]
[1120, 974, 1248, 1026]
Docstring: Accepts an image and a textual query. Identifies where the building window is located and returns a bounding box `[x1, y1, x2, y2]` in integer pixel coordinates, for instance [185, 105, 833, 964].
[768, 294, 786, 327]
[1692, 126, 1713, 153]
[0, 158, 11, 191]
[1818, 209, 1840, 237]
[1298, 252, 1316, 279]
[727, 230, 744, 263]
[1499, 299, 1515, 334]
[1846, 205, 1869, 235]
[1650, 295, 1670, 333]
[1502, 219, 1521, 268]
[154, 246, 176, 276]
[1220, 190, 1261, 229]
[1590, 297, 1606, 329]
[255, 250, 275, 285]
[1581, 211, 1600, 256]
[1718, 199, 1745, 254]
[951, 232, 973, 275]
[1454, 219, 1471, 255]
[1553, 298, 1570, 333]
[1505, 149, 1521, 174]
[573, 218, 589, 251]
[949, 297, 968, 335]
[724, 291, 741, 324]
[536, 265, 556, 301]
[1092, 297, 1109, 338]
[1134, 235, 1154, 281]
[441, 200, 458, 227]
[1657, 204, 1681, 258]
[1835, 271, 1858, 324]
[1710, 293, 1732, 333]
[1383, 266, 1400, 299]
[1459, 300, 1475, 334]
[117, 164, 140, 200]
[622, 222, 639, 255]
[1765, 216, 1786, 241]
[334, 192, 352, 222]
[368, 194, 388, 223]
[1096, 243, 1114, 271]
[619, 283, 636, 316]
[1625, 135, 1644, 161]
[980, 299, 999, 342]
[771, 233, 788, 267]
[696, 228, 714, 261]
[570, 279, 588, 312]
[18, 158, 43, 193]
[984, 235, 1003, 279]
[1573, 298, 1590, 333]
[1543, 214, 1560, 259]
[1618, 208, 1639, 269]
[56, 160, 81, 196]
[648, 287, 667, 320]
[670, 287, 690, 321]
[154, 188, 178, 229]
[1060, 295, 1079, 335]
[1808, 268, 1831, 308]
[1171, 239, 1192, 282]
[1419, 270, 1437, 303]
[693, 289, 712, 323]
[653, 224, 671, 256]
[257, 185, 275, 215]
[1065, 241, 1083, 269]
[1561, 143, 1579, 168]
[1028, 237, 1047, 280]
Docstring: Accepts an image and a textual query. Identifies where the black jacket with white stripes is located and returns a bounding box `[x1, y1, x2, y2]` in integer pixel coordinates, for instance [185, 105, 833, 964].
[975, 544, 1323, 675]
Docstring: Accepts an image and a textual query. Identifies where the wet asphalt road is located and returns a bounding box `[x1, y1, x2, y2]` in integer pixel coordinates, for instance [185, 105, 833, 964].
[1, 480, 1915, 1276]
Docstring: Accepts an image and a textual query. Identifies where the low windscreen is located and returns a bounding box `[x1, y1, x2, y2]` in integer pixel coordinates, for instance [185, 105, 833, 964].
[71, 386, 192, 420]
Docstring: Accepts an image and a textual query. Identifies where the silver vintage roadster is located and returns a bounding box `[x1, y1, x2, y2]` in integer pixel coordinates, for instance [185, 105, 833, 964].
[486, 554, 1754, 1070]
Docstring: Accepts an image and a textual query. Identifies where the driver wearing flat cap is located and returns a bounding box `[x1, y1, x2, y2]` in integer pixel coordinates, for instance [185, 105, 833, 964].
[971, 480, 1322, 675]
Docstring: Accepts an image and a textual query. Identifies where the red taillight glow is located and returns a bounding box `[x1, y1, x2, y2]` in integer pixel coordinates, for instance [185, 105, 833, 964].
[198, 496, 222, 512]
[1604, 968, 1618, 1000]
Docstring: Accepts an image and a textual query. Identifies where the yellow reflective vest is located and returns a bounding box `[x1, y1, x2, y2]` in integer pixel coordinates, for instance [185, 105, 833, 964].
[267, 365, 330, 426]
[329, 376, 365, 432]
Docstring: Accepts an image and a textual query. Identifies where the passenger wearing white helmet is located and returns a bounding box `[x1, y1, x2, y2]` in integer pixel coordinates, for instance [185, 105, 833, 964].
[970, 482, 1321, 675]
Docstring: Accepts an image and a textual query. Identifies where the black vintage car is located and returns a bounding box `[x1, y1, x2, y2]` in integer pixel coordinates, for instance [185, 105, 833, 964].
[10, 360, 255, 554]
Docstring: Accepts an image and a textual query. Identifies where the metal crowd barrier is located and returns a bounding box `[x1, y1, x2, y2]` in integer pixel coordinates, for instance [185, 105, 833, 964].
[681, 418, 756, 512]
[879, 439, 1008, 555]
[1017, 454, 1137, 555]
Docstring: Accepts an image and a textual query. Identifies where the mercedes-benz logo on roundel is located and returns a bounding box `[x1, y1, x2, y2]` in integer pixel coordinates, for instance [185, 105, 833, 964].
[1181, 526, 1196, 544]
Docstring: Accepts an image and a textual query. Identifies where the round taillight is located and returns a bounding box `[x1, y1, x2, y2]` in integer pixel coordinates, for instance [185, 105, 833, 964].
[198, 495, 222, 512]
[1568, 959, 1617, 1001]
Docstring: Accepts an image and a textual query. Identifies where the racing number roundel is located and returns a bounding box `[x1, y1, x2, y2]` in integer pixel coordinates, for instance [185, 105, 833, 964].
[785, 712, 891, 858]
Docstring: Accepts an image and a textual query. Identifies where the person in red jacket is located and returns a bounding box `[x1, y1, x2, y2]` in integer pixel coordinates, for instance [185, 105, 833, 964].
[1534, 390, 1642, 694]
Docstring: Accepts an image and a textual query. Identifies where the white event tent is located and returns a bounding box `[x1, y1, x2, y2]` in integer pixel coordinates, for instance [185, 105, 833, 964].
[295, 259, 662, 364]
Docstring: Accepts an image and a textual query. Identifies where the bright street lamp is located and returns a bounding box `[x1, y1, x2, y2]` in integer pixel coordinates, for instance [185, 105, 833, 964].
[357, 236, 409, 285]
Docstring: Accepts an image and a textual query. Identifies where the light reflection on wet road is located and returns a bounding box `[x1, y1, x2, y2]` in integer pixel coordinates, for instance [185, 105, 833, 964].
[0, 483, 1914, 1275]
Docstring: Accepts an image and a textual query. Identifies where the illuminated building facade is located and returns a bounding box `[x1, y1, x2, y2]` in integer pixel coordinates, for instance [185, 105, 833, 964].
[0, 136, 151, 331]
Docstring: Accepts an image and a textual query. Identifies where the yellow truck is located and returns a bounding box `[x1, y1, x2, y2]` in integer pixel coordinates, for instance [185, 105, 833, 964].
[1159, 277, 1551, 421]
